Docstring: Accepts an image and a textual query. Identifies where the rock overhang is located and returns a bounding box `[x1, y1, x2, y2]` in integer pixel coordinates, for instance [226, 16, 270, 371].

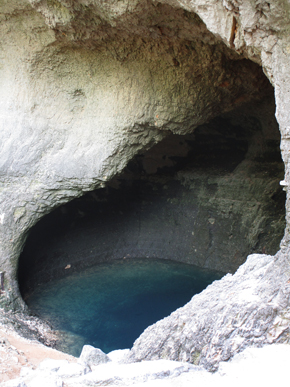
[18, 96, 285, 297]
[1, 0, 290, 370]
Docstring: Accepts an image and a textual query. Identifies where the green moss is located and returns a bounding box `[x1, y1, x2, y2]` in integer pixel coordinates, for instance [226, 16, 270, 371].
[14, 207, 26, 221]
[191, 351, 201, 365]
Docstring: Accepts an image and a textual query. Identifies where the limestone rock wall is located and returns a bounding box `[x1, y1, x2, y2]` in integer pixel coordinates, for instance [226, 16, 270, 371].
[1, 0, 290, 369]
[0, 0, 274, 304]
[127, 251, 290, 370]
[18, 97, 285, 297]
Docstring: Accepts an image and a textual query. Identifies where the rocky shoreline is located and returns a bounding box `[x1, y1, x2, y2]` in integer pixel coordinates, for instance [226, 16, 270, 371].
[0, 309, 59, 350]
[0, 313, 75, 384]
[2, 250, 290, 386]
[1, 317, 290, 387]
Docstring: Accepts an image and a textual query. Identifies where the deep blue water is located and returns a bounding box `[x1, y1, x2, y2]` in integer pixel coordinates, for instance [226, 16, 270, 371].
[26, 258, 223, 357]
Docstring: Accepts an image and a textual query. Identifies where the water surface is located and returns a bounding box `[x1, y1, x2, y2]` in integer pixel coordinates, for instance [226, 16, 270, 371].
[26, 258, 223, 356]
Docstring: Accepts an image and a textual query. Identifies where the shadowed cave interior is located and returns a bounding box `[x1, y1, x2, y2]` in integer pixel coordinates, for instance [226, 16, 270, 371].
[18, 91, 285, 289]
[17, 1, 286, 295]
[17, 85, 286, 354]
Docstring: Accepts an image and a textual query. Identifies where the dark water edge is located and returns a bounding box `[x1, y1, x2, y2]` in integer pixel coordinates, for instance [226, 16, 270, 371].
[26, 258, 224, 357]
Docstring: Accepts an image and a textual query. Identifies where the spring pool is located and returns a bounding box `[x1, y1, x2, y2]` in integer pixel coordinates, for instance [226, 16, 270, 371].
[26, 258, 223, 357]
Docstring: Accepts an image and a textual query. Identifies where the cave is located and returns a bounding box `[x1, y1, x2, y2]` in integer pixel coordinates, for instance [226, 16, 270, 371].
[19, 93, 285, 289]
[1, 0, 290, 372]
[2, 0, 285, 310]
[18, 82, 285, 355]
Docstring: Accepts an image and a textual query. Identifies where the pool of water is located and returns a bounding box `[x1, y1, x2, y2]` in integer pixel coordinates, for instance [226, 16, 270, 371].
[26, 258, 223, 357]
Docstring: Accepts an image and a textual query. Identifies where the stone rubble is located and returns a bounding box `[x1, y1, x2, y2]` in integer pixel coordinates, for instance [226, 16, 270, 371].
[1, 347, 199, 387]
[2, 343, 290, 387]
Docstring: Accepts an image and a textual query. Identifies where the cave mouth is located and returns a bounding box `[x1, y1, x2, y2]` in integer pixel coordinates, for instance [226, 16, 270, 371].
[18, 87, 285, 353]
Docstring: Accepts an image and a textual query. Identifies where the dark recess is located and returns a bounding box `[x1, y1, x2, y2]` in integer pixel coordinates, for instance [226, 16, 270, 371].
[18, 97, 285, 300]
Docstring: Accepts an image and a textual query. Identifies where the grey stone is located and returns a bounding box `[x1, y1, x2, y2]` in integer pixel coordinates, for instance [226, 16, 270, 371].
[0, 0, 279, 309]
[127, 252, 290, 370]
[0, 0, 290, 372]
[107, 349, 130, 363]
[78, 345, 110, 367]
[70, 359, 197, 386]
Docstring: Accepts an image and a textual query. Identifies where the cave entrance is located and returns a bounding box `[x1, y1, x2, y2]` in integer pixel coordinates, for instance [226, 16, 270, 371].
[18, 85, 285, 355]
[16, 2, 286, 354]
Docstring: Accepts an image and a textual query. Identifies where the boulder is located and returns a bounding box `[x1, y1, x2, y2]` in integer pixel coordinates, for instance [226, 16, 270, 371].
[78, 345, 110, 367]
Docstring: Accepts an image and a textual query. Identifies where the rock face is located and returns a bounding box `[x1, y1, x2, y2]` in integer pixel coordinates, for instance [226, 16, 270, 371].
[78, 345, 110, 367]
[1, 0, 290, 370]
[127, 252, 290, 370]
[18, 97, 285, 294]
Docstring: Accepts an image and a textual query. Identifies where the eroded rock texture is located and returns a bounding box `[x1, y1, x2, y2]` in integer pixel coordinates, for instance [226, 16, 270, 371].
[1, 0, 290, 370]
[127, 251, 290, 371]
[18, 95, 285, 297]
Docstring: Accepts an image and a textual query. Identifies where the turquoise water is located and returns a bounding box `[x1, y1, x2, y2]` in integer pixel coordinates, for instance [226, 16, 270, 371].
[26, 258, 223, 357]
